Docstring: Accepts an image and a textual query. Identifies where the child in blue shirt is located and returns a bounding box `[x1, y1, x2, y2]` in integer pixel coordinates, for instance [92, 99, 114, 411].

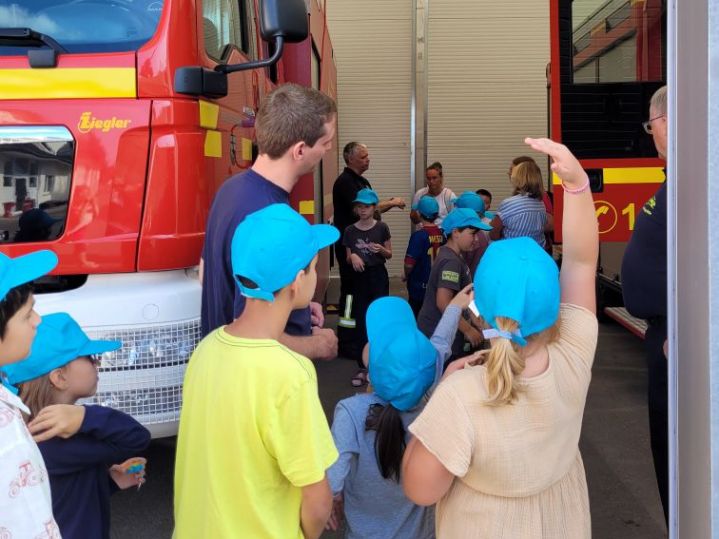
[326, 286, 478, 539]
[2, 313, 151, 539]
[404, 196, 444, 318]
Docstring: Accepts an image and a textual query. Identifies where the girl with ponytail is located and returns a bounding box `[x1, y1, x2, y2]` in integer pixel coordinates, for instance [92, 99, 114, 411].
[326, 289, 477, 538]
[403, 138, 599, 538]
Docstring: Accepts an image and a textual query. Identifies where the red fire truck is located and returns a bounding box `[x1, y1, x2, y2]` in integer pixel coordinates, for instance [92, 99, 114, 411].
[549, 0, 665, 329]
[0, 0, 337, 436]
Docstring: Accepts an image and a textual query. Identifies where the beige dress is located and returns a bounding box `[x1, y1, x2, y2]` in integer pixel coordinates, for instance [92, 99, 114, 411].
[409, 304, 598, 538]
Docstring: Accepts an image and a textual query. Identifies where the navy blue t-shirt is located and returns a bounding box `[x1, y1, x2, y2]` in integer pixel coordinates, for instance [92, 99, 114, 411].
[39, 405, 150, 539]
[404, 224, 444, 301]
[621, 180, 667, 320]
[200, 169, 312, 337]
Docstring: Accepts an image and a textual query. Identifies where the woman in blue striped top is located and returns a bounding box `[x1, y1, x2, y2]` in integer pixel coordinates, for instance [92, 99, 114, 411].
[489, 160, 553, 247]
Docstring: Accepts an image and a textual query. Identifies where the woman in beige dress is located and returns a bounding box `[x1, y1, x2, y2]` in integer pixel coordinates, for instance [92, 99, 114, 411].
[402, 138, 599, 539]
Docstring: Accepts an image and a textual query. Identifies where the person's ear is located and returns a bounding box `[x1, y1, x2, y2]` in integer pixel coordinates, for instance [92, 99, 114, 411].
[48, 367, 68, 390]
[291, 140, 306, 161]
[287, 268, 306, 298]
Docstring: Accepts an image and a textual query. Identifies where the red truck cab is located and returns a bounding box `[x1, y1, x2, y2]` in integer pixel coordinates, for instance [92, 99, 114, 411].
[0, 0, 337, 436]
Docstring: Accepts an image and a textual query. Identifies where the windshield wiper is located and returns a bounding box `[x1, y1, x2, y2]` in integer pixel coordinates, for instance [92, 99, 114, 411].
[0, 27, 66, 67]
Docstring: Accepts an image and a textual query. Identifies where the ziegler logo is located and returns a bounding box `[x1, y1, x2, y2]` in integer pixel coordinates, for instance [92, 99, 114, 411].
[77, 112, 132, 133]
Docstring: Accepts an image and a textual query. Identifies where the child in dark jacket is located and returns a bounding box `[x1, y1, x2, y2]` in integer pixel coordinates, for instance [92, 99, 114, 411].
[2, 312, 151, 539]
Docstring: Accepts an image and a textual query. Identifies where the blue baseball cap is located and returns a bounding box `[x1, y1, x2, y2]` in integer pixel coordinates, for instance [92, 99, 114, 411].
[440, 208, 491, 235]
[353, 188, 379, 205]
[1, 312, 121, 390]
[411, 195, 439, 219]
[366, 296, 436, 411]
[473, 237, 559, 346]
[453, 191, 486, 215]
[0, 249, 58, 302]
[232, 204, 339, 302]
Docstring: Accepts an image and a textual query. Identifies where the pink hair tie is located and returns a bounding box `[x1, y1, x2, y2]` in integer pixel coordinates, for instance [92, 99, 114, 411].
[562, 177, 590, 194]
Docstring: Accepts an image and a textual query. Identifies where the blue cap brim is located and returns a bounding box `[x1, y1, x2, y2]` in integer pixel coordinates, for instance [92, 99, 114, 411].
[0, 250, 58, 300]
[78, 339, 122, 356]
[484, 211, 496, 220]
[311, 224, 340, 251]
[476, 221, 492, 231]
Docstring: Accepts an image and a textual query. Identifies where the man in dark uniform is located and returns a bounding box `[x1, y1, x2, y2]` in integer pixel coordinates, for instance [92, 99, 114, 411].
[621, 85, 669, 523]
[332, 142, 405, 359]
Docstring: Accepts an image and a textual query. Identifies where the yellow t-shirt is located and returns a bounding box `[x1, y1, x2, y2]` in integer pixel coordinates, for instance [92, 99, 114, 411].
[173, 329, 338, 538]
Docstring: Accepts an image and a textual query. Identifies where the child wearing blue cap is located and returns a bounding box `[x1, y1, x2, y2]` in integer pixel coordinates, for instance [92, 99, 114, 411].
[453, 191, 493, 275]
[175, 204, 339, 539]
[2, 312, 151, 539]
[403, 138, 599, 538]
[0, 249, 61, 538]
[417, 207, 491, 360]
[404, 195, 444, 317]
[342, 188, 392, 384]
[325, 288, 477, 539]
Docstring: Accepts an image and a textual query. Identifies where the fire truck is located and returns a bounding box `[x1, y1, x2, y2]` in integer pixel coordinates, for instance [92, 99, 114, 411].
[0, 0, 337, 436]
[549, 0, 665, 333]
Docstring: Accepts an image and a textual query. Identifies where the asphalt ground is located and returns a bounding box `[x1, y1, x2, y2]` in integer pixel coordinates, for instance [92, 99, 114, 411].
[110, 279, 666, 538]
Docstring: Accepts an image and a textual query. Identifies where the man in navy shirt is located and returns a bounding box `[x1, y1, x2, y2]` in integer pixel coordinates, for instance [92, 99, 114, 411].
[201, 83, 338, 361]
[621, 85, 669, 523]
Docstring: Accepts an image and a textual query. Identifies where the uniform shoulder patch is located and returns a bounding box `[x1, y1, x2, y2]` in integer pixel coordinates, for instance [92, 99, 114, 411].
[441, 270, 460, 283]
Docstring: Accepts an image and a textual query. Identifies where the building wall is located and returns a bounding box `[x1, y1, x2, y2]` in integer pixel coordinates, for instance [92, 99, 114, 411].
[328, 0, 550, 275]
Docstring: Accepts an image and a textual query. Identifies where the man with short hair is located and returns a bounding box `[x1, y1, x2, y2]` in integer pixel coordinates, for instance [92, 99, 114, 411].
[332, 142, 405, 360]
[200, 83, 338, 362]
[621, 85, 669, 523]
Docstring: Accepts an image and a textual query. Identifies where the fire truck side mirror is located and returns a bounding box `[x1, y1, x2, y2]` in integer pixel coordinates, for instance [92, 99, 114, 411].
[259, 0, 309, 44]
[175, 0, 309, 96]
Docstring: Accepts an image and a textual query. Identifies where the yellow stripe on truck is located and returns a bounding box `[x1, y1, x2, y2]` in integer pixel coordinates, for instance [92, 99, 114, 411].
[553, 167, 665, 185]
[204, 130, 222, 158]
[0, 68, 136, 99]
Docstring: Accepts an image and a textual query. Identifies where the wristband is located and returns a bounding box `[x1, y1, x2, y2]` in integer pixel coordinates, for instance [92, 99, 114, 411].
[562, 177, 590, 194]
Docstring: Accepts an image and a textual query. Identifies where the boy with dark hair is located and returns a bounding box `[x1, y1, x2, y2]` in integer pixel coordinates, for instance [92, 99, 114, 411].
[175, 204, 339, 539]
[0, 249, 61, 538]
[476, 188, 493, 212]
[201, 83, 338, 362]
[404, 196, 444, 317]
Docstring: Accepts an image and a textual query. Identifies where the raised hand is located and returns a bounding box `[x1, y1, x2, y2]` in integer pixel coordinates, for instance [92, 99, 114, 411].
[524, 137, 588, 189]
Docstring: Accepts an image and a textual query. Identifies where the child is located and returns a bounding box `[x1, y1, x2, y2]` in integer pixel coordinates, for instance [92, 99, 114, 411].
[326, 288, 477, 539]
[476, 188, 493, 214]
[404, 196, 444, 318]
[343, 188, 392, 386]
[174, 203, 339, 539]
[453, 191, 493, 275]
[417, 208, 490, 360]
[2, 312, 151, 539]
[0, 249, 60, 539]
[403, 138, 599, 538]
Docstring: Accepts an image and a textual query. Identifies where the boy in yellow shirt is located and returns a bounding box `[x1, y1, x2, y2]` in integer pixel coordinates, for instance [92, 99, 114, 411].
[174, 204, 339, 538]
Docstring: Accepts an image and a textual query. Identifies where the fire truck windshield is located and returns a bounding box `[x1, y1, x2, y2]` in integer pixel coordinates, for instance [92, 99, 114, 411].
[0, 1, 164, 54]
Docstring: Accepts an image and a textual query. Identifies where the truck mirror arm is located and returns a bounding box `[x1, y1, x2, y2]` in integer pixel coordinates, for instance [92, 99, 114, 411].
[216, 36, 285, 74]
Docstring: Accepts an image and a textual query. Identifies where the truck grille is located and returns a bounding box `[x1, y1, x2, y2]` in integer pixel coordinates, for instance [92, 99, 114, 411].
[80, 319, 201, 425]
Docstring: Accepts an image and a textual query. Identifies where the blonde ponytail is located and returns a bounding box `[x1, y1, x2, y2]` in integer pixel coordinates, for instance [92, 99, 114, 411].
[484, 317, 526, 406]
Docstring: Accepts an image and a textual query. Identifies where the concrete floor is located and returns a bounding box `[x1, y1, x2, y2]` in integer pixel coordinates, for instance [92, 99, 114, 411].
[110, 278, 666, 538]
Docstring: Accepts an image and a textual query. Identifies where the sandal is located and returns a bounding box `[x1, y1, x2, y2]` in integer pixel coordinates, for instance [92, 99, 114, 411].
[351, 369, 368, 387]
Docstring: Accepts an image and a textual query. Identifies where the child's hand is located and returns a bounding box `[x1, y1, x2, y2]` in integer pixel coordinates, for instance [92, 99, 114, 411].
[441, 350, 486, 382]
[110, 457, 147, 490]
[350, 253, 365, 272]
[29, 404, 85, 442]
[462, 325, 484, 348]
[367, 242, 382, 253]
[325, 493, 344, 531]
[450, 284, 474, 309]
[524, 137, 588, 189]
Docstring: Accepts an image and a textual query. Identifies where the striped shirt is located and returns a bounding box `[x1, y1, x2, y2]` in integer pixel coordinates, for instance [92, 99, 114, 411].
[497, 194, 548, 247]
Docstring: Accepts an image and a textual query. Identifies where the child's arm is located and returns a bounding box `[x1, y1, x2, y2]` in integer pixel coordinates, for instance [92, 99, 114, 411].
[436, 288, 483, 348]
[525, 138, 598, 312]
[301, 475, 333, 539]
[488, 214, 504, 241]
[30, 404, 151, 474]
[369, 239, 392, 259]
[430, 285, 474, 381]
